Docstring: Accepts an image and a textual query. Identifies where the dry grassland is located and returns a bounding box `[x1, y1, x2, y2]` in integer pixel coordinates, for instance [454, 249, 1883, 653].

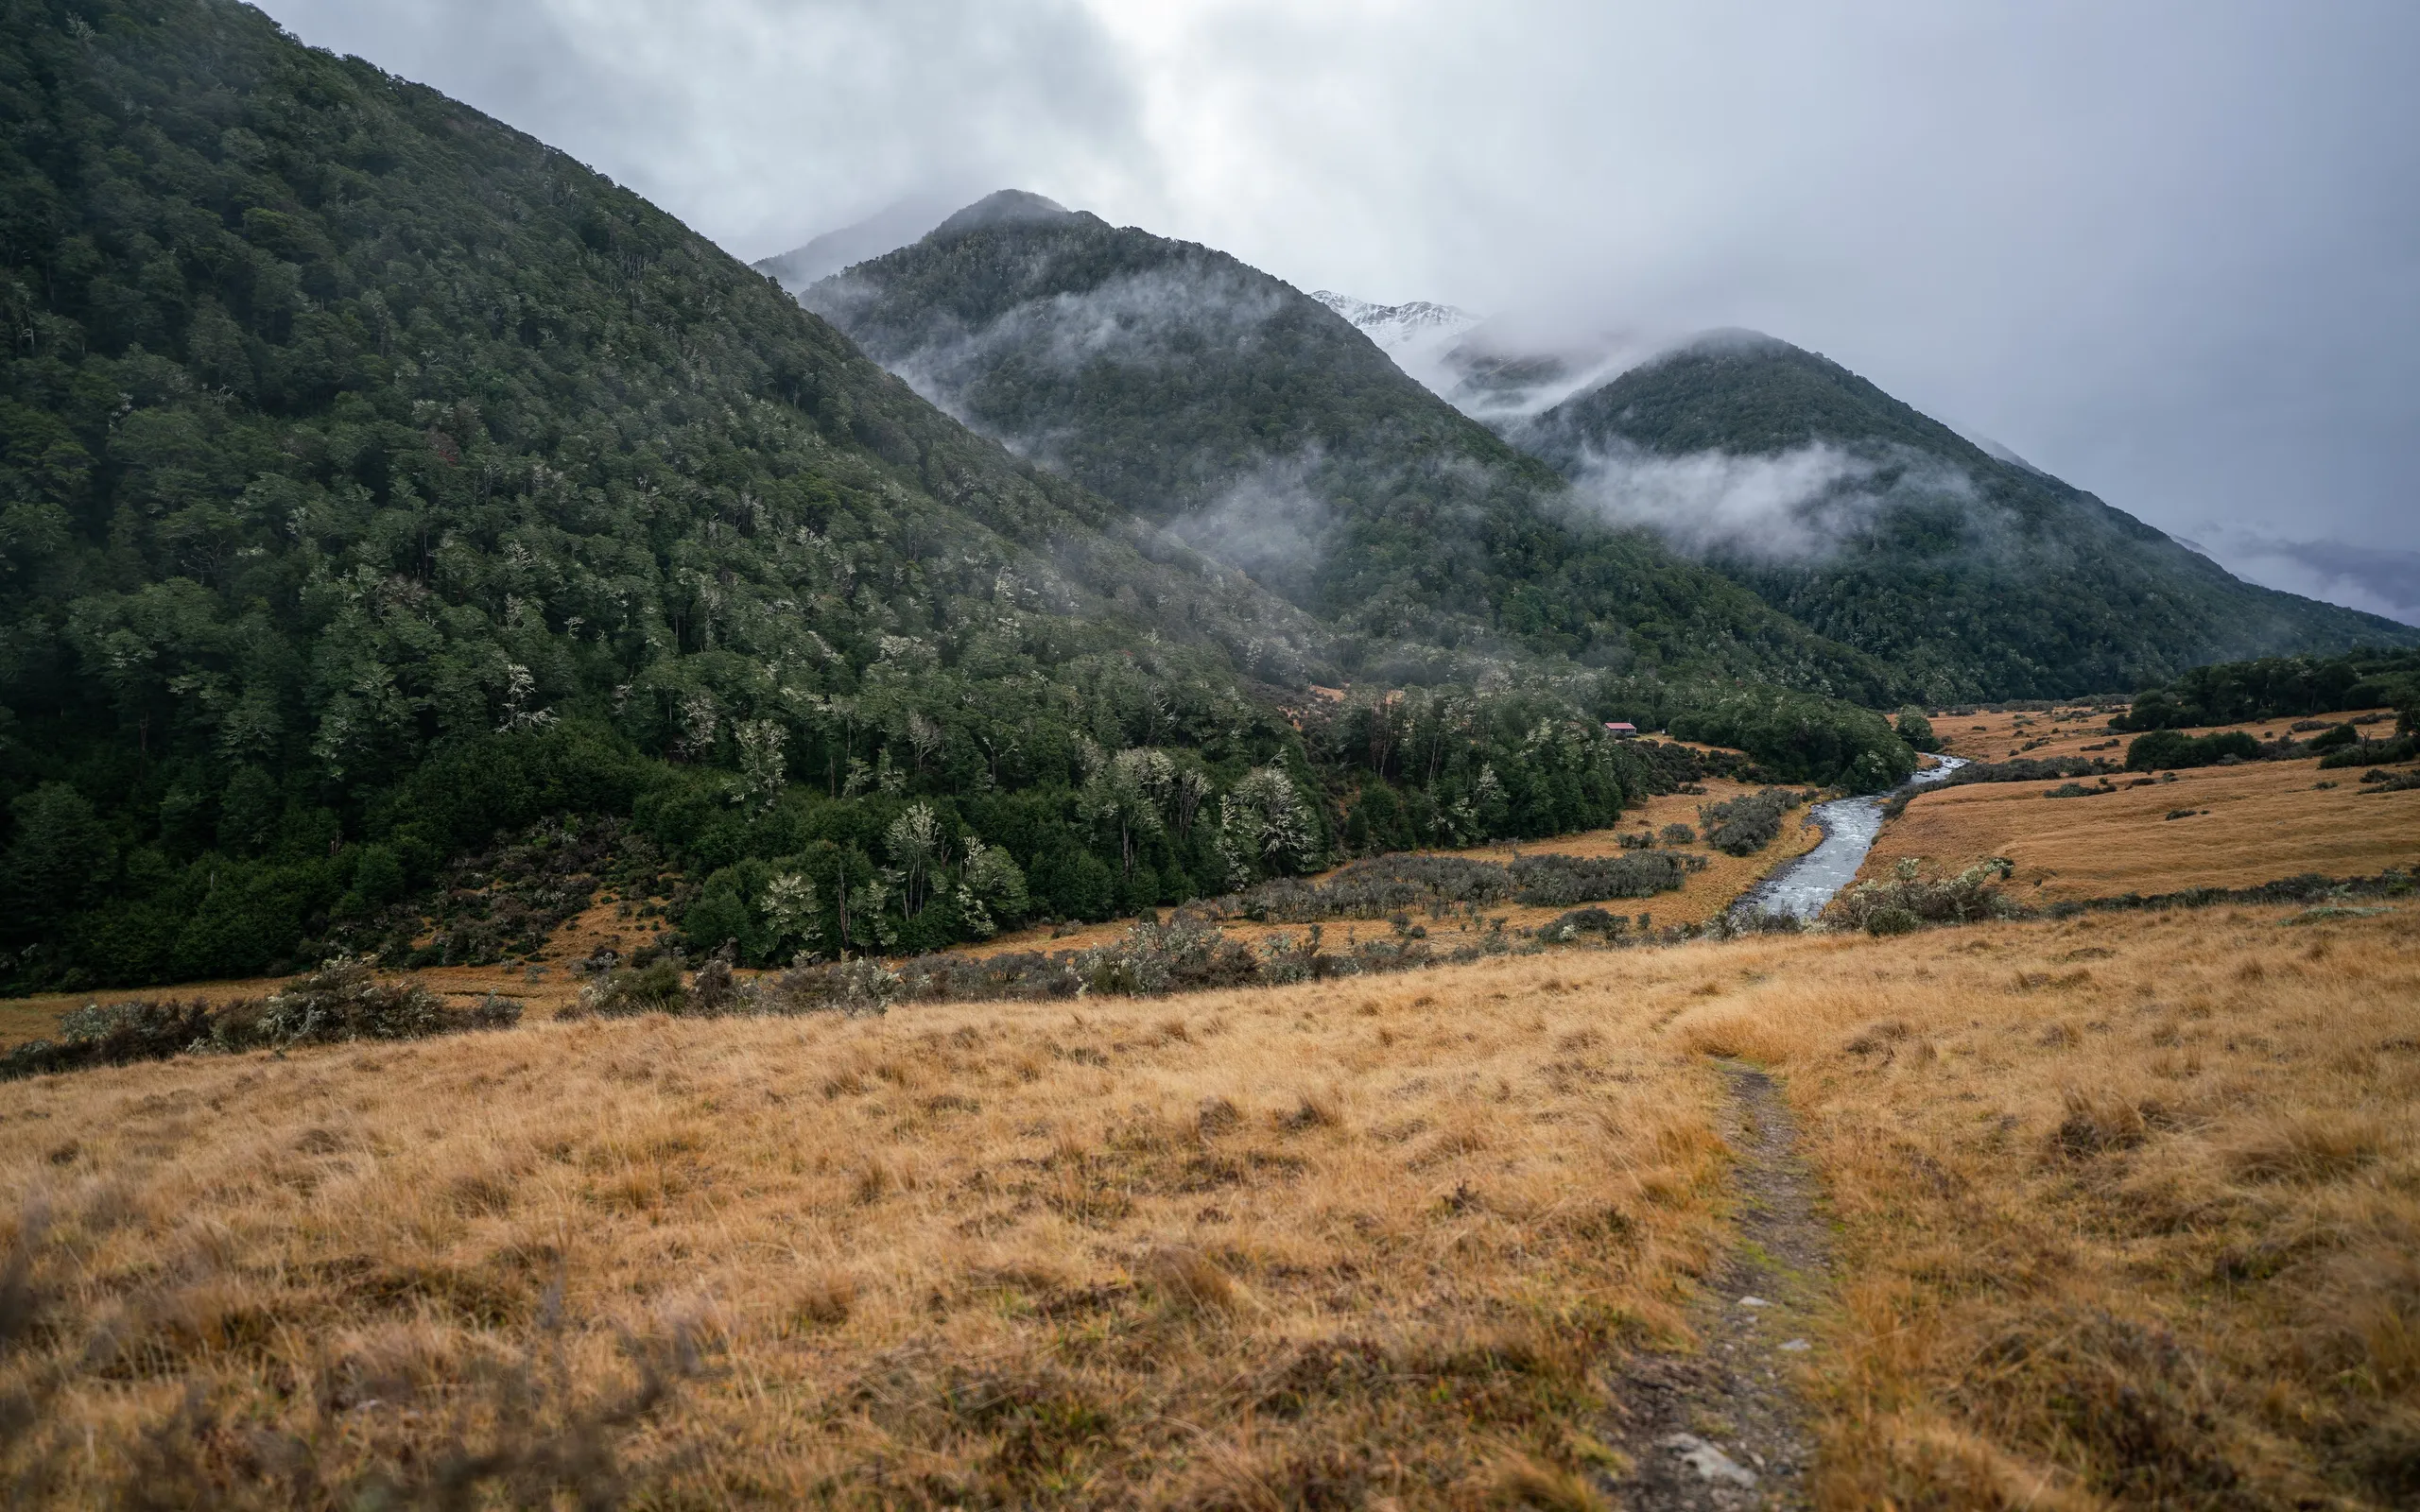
[1934, 704, 2394, 764]
[1, 958, 1735, 1506]
[1867, 720, 2419, 905]
[1668, 902, 2420, 1509]
[7, 899, 2413, 1506]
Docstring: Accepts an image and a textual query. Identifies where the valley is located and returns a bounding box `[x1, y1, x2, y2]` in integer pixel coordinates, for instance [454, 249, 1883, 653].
[3, 1, 2417, 1506]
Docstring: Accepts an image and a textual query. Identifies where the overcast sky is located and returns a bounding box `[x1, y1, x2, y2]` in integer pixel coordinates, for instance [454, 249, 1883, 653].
[262, 0, 2420, 623]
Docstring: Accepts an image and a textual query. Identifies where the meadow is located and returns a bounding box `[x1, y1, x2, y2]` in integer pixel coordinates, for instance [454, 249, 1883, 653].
[5, 897, 2415, 1507]
[1869, 706, 2419, 903]
[4, 713, 2416, 1507]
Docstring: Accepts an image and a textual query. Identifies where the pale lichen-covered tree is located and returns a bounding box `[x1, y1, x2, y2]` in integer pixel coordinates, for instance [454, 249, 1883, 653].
[1216, 765, 1318, 886]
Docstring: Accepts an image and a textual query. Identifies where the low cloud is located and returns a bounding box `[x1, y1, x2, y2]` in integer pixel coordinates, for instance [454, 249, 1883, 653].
[817, 259, 1285, 443]
[2189, 527, 2420, 627]
[1564, 441, 1977, 562]
[1164, 455, 1333, 600]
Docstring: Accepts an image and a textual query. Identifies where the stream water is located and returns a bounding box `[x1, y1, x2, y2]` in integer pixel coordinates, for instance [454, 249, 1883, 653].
[1732, 755, 1970, 920]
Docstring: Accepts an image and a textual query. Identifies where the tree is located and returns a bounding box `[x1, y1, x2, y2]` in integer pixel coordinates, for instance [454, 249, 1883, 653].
[884, 802, 947, 919]
[955, 838, 1029, 938]
[1215, 765, 1318, 886]
[1079, 745, 1171, 879]
[3, 785, 115, 941]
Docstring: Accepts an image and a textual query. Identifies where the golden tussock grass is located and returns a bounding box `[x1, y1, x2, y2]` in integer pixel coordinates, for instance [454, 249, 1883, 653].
[1660, 903, 2420, 1508]
[0, 957, 1737, 1506]
[6, 889, 2414, 1505]
[1867, 751, 2419, 905]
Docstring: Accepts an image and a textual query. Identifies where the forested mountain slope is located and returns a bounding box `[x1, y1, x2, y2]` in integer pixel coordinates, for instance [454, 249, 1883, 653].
[0, 0, 1808, 992]
[1514, 335, 2418, 701]
[804, 195, 1896, 702]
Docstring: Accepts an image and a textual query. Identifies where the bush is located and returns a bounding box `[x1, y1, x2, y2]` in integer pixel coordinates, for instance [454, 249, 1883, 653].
[1829, 857, 2019, 935]
[2124, 729, 2261, 772]
[578, 958, 690, 1017]
[3, 960, 521, 1083]
[2321, 734, 2417, 769]
[236, 957, 453, 1047]
[1697, 788, 1808, 856]
[2308, 723, 2359, 752]
[1541, 907, 1631, 942]
[0, 999, 216, 1080]
[1946, 756, 2122, 785]
[1219, 850, 1702, 922]
[1659, 823, 1696, 847]
[1896, 709, 1941, 752]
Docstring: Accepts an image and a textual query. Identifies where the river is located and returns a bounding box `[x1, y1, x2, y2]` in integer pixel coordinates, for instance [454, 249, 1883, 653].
[1731, 755, 1970, 921]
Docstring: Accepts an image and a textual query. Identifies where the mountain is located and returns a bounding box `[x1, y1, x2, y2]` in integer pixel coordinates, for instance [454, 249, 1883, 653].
[1306, 290, 1478, 399]
[750, 190, 967, 292]
[6, 2, 1843, 993]
[1512, 334, 2420, 700]
[804, 194, 1896, 701]
[1318, 295, 1655, 422]
[0, 0, 1409, 988]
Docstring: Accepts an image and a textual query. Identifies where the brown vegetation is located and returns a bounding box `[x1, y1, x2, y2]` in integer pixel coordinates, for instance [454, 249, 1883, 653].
[1665, 903, 2420, 1508]
[1, 953, 1737, 1505]
[1869, 739, 2420, 904]
[5, 898, 2412, 1505]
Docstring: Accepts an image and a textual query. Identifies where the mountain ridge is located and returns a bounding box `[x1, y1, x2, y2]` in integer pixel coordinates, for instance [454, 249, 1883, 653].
[803, 202, 1901, 702]
[1317, 294, 2420, 696]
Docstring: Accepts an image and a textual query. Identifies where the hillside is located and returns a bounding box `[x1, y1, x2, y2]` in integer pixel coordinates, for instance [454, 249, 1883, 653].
[1512, 334, 2420, 700]
[0, 0, 1828, 993]
[803, 194, 1897, 702]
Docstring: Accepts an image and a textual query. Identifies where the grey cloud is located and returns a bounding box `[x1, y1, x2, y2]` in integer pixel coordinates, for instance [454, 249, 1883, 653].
[2189, 529, 2420, 628]
[259, 0, 1145, 258]
[1164, 455, 1335, 603]
[1563, 442, 1979, 563]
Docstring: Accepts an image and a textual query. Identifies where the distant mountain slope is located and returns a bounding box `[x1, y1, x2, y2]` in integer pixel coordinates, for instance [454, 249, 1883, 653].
[0, 2, 1357, 986]
[1513, 335, 2419, 700]
[750, 191, 966, 292]
[805, 195, 1895, 700]
[1306, 290, 1478, 400]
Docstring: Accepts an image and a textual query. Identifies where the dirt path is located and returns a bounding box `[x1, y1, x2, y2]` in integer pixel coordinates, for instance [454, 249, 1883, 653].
[1602, 1062, 1827, 1509]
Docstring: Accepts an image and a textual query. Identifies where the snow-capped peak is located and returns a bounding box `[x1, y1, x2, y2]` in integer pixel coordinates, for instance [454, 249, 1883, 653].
[1312, 290, 1480, 352]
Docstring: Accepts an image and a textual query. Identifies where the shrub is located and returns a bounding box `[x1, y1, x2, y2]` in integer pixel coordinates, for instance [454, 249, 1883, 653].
[1219, 850, 1700, 923]
[2308, 723, 2359, 751]
[1829, 857, 2019, 935]
[579, 958, 689, 1017]
[1659, 823, 1696, 847]
[238, 956, 451, 1047]
[1697, 788, 1808, 856]
[2125, 729, 2260, 772]
[2321, 734, 2417, 769]
[1946, 756, 2122, 785]
[0, 999, 216, 1080]
[1541, 907, 1629, 942]
[4, 963, 521, 1083]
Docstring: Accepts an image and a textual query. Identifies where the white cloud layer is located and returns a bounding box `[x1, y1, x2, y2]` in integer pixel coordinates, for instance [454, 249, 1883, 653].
[1565, 443, 1975, 563]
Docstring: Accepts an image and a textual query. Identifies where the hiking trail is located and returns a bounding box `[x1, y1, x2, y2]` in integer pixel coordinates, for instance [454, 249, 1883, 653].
[1601, 1061, 1829, 1509]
